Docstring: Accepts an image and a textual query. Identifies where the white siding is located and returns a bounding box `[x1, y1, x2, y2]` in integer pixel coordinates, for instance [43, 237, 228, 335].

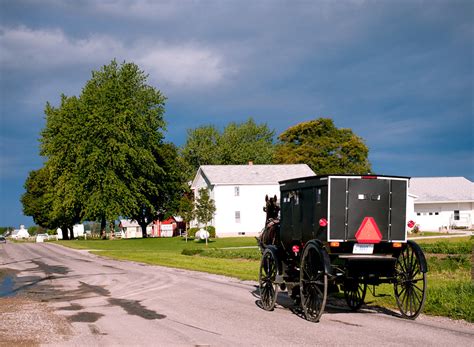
[414, 202, 473, 231]
[213, 184, 279, 237]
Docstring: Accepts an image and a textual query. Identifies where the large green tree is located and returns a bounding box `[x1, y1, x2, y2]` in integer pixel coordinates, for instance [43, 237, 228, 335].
[21, 165, 80, 239]
[180, 125, 220, 179]
[39, 94, 84, 239]
[218, 118, 275, 165]
[181, 118, 275, 179]
[275, 118, 372, 175]
[31, 60, 180, 238]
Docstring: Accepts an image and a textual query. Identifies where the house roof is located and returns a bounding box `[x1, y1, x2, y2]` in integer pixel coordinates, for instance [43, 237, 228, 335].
[119, 219, 140, 228]
[193, 164, 315, 186]
[409, 177, 474, 202]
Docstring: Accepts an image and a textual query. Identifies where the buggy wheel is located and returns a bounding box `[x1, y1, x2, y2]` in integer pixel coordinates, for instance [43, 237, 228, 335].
[344, 280, 367, 311]
[299, 243, 328, 322]
[259, 248, 279, 311]
[394, 242, 427, 319]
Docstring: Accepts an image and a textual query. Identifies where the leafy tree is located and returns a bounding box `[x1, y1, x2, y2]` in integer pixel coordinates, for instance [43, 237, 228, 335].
[275, 118, 371, 175]
[180, 125, 220, 179]
[218, 118, 275, 165]
[129, 142, 184, 237]
[33, 59, 178, 238]
[0, 227, 14, 236]
[28, 225, 47, 236]
[195, 188, 216, 230]
[39, 95, 84, 239]
[21, 166, 78, 239]
[178, 194, 195, 231]
[22, 167, 54, 229]
[181, 118, 275, 179]
[73, 60, 168, 236]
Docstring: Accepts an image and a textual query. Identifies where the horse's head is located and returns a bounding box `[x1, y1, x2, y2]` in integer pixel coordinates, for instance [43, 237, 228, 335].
[264, 194, 280, 220]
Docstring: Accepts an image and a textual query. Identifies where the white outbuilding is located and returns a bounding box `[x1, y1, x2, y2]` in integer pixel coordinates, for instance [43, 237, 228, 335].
[11, 225, 30, 239]
[56, 224, 85, 239]
[191, 164, 315, 237]
[409, 177, 474, 231]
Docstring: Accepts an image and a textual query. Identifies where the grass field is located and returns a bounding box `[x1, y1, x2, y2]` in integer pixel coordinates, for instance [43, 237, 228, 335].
[56, 235, 473, 322]
[57, 237, 260, 280]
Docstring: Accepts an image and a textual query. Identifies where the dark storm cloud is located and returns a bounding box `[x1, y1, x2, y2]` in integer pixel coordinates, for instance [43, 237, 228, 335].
[0, 0, 472, 225]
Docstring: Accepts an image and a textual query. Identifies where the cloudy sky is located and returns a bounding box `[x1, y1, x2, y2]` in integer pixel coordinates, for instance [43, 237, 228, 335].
[1, 0, 473, 227]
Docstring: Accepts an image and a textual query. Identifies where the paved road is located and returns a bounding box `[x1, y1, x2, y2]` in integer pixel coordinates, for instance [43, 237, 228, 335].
[1, 242, 473, 346]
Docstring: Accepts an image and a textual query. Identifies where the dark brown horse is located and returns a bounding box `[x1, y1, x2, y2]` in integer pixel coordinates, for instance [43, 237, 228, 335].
[259, 195, 280, 248]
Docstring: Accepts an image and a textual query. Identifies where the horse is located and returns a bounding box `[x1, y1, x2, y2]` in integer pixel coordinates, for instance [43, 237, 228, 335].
[258, 195, 280, 249]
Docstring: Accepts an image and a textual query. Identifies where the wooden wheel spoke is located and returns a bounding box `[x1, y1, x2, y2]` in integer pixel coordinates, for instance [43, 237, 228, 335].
[259, 249, 279, 311]
[394, 242, 427, 319]
[300, 244, 327, 322]
[411, 285, 422, 305]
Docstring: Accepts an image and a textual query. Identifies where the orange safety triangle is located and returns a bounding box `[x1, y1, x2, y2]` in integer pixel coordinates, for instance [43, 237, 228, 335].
[355, 217, 382, 244]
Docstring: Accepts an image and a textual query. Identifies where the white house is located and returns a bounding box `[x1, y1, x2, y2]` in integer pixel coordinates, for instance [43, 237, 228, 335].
[191, 164, 315, 237]
[119, 220, 153, 238]
[408, 177, 474, 231]
[11, 225, 30, 239]
[57, 224, 85, 239]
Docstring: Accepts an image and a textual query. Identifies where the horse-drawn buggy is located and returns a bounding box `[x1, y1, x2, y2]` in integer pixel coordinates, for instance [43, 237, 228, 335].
[258, 174, 427, 322]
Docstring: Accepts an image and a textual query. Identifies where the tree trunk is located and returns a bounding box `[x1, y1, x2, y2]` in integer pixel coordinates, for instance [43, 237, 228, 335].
[61, 225, 69, 240]
[109, 221, 115, 239]
[140, 222, 148, 238]
[101, 216, 107, 240]
[68, 225, 75, 240]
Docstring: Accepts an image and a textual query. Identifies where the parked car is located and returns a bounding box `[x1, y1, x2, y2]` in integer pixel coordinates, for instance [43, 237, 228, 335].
[0, 236, 6, 243]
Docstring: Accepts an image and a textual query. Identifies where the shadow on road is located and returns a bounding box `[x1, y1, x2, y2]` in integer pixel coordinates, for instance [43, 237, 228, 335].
[251, 285, 403, 321]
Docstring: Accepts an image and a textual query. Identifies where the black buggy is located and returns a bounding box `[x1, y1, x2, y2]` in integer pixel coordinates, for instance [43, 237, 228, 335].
[258, 174, 427, 322]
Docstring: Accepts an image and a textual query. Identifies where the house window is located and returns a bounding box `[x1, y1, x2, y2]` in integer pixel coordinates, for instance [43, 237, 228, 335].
[234, 186, 240, 196]
[435, 212, 439, 215]
[316, 188, 322, 204]
[454, 210, 460, 221]
[235, 211, 241, 223]
[416, 213, 421, 216]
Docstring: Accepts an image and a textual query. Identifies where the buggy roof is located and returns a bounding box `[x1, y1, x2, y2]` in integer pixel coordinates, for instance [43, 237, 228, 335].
[279, 174, 410, 186]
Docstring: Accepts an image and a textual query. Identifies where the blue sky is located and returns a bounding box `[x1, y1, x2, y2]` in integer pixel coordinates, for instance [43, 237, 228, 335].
[1, 0, 473, 227]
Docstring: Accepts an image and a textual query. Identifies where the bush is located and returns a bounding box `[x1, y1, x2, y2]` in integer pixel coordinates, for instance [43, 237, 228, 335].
[205, 226, 216, 238]
[203, 248, 260, 260]
[181, 249, 204, 256]
[420, 241, 473, 254]
[427, 255, 471, 272]
[186, 228, 199, 238]
[185, 226, 216, 239]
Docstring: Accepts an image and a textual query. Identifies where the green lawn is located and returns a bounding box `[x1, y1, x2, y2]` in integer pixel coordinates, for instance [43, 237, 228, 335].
[409, 231, 466, 237]
[56, 235, 473, 321]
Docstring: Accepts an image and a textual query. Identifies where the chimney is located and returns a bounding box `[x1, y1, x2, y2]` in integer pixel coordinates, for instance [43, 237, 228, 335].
[248, 161, 253, 166]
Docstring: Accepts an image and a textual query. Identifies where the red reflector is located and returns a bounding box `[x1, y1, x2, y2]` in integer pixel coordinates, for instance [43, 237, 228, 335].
[362, 175, 378, 179]
[407, 220, 415, 228]
[355, 217, 382, 243]
[292, 245, 300, 253]
[319, 218, 328, 227]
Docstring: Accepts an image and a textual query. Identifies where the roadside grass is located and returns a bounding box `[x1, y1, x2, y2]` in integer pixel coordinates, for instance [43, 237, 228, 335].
[56, 235, 473, 321]
[56, 237, 260, 281]
[408, 231, 465, 237]
[414, 236, 471, 244]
